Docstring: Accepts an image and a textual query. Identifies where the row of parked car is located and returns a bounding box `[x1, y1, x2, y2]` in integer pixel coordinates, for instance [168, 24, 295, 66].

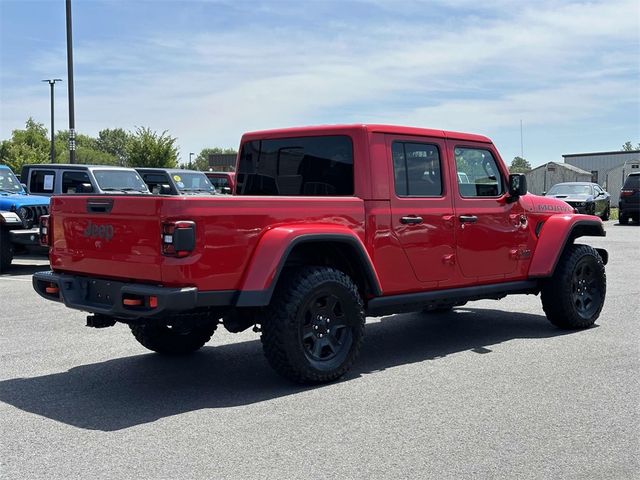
[20, 164, 235, 197]
[0, 163, 236, 272]
[543, 174, 640, 224]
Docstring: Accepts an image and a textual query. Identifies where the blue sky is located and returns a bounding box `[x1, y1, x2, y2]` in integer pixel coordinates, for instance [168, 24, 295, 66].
[1, 0, 638, 166]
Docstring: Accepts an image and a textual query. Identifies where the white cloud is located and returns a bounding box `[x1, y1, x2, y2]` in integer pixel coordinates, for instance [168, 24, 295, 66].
[1, 0, 638, 164]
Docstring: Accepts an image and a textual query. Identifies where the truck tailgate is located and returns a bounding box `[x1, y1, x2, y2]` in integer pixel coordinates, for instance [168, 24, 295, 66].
[49, 196, 163, 282]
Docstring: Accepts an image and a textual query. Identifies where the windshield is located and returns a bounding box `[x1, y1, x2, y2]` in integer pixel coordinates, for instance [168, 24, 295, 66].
[0, 168, 24, 194]
[172, 172, 216, 194]
[94, 170, 149, 193]
[548, 184, 592, 196]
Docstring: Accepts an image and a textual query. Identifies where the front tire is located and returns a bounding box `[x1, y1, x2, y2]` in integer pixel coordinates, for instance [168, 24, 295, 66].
[261, 267, 365, 384]
[130, 322, 217, 355]
[541, 244, 606, 329]
[601, 206, 610, 221]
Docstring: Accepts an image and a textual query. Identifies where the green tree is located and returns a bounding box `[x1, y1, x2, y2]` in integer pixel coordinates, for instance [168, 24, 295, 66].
[127, 127, 179, 168]
[191, 147, 237, 171]
[54, 130, 119, 165]
[509, 156, 531, 173]
[96, 128, 131, 165]
[0, 118, 50, 171]
[621, 141, 640, 152]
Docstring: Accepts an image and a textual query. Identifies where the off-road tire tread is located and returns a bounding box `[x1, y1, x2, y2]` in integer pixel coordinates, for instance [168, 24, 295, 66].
[130, 323, 217, 355]
[261, 266, 365, 384]
[541, 244, 606, 329]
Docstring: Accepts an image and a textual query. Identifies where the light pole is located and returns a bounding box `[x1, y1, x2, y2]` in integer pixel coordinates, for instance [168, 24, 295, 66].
[42, 79, 63, 163]
[189, 152, 195, 169]
[65, 0, 76, 163]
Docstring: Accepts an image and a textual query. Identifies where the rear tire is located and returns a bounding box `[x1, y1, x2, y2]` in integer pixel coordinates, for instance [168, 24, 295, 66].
[0, 228, 13, 273]
[261, 266, 365, 384]
[541, 244, 606, 329]
[130, 322, 217, 355]
[619, 212, 629, 225]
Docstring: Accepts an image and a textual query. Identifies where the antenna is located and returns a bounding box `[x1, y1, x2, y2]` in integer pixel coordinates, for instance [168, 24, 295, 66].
[520, 119, 524, 158]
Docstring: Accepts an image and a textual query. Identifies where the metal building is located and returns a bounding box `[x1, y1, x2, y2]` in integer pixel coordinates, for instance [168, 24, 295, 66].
[525, 161, 591, 195]
[563, 150, 640, 187]
[606, 161, 640, 206]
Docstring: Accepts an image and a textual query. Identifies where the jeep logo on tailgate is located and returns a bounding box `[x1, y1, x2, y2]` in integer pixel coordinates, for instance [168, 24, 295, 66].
[83, 221, 114, 241]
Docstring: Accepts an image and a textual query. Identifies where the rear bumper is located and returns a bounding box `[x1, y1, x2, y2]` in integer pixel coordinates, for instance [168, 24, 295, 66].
[8, 227, 41, 246]
[619, 200, 639, 214]
[32, 271, 235, 319]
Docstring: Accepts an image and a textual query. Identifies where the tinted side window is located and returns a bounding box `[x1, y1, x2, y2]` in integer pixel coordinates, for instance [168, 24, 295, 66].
[62, 171, 94, 193]
[392, 142, 442, 197]
[141, 173, 170, 194]
[208, 177, 229, 189]
[29, 170, 56, 193]
[236, 136, 353, 196]
[455, 148, 504, 197]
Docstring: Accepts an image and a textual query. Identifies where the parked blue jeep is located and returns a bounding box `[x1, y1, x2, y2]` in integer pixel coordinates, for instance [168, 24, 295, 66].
[0, 165, 50, 272]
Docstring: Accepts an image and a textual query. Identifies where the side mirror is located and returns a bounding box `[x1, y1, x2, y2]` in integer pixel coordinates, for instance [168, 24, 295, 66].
[160, 184, 172, 195]
[221, 187, 231, 194]
[508, 174, 527, 198]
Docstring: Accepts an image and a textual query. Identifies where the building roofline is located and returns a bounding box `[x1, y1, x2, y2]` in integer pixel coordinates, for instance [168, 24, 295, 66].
[529, 161, 591, 175]
[563, 150, 640, 158]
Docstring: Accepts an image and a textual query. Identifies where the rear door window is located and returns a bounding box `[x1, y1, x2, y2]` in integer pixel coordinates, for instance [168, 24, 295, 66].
[392, 142, 443, 197]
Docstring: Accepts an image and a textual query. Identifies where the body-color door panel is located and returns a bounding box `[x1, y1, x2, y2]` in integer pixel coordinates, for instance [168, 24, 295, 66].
[387, 135, 456, 285]
[447, 141, 527, 280]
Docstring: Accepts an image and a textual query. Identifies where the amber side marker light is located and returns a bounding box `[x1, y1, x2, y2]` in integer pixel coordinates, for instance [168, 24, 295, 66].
[123, 298, 143, 306]
[122, 295, 159, 308]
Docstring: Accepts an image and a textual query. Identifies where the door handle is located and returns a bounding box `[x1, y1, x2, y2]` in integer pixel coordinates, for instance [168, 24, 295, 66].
[401, 216, 423, 225]
[459, 215, 478, 223]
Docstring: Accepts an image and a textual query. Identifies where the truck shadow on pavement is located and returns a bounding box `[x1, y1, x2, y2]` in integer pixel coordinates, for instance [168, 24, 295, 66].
[0, 261, 50, 276]
[0, 307, 585, 431]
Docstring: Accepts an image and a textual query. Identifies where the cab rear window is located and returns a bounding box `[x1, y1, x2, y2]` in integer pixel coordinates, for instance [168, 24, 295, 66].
[236, 135, 353, 196]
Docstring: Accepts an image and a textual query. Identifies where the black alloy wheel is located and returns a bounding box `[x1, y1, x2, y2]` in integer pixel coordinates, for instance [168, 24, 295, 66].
[570, 257, 603, 320]
[300, 289, 352, 363]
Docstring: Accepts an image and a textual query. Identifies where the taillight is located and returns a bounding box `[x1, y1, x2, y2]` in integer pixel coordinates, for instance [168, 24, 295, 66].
[39, 215, 51, 246]
[620, 189, 634, 197]
[162, 221, 196, 257]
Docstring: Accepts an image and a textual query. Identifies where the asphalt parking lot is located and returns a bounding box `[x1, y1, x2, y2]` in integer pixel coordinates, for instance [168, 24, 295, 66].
[0, 221, 638, 480]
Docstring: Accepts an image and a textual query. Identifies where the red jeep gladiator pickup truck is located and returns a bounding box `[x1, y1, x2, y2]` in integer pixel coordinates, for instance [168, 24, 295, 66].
[33, 124, 608, 384]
